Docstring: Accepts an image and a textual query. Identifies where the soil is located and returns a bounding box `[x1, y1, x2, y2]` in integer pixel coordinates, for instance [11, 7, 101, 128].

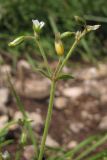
[1, 60, 107, 159]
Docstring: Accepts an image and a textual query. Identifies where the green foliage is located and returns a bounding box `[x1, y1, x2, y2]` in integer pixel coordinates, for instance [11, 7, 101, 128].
[0, 0, 107, 63]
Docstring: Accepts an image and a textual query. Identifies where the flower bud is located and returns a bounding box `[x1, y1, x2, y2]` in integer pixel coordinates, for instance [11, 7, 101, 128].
[61, 32, 75, 39]
[55, 40, 64, 56]
[86, 25, 101, 32]
[8, 36, 24, 47]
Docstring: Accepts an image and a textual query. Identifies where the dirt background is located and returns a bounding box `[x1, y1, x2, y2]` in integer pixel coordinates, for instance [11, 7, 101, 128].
[0, 60, 107, 159]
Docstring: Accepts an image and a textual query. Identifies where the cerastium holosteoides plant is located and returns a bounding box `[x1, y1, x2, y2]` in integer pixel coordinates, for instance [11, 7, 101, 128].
[6, 17, 107, 160]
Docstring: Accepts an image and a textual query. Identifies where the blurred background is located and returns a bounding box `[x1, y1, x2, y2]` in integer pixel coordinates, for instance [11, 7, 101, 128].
[0, 0, 107, 158]
[0, 0, 107, 64]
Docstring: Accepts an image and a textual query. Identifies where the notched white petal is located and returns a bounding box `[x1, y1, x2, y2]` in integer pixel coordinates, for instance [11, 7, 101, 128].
[32, 19, 45, 33]
[40, 21, 45, 28]
[86, 25, 101, 31]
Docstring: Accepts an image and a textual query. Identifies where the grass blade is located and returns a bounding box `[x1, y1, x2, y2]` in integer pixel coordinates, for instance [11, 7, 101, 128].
[86, 149, 107, 160]
[75, 134, 107, 160]
[7, 74, 39, 158]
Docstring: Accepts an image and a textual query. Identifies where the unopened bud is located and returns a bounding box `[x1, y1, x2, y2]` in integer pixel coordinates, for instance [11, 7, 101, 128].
[8, 36, 24, 47]
[55, 40, 64, 56]
[86, 25, 101, 32]
[61, 32, 75, 39]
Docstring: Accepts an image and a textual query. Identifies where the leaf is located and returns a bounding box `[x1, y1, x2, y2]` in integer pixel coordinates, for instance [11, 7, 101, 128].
[56, 74, 74, 81]
[58, 135, 97, 160]
[75, 134, 107, 160]
[0, 140, 13, 148]
[86, 149, 107, 160]
[74, 15, 86, 26]
[37, 68, 51, 79]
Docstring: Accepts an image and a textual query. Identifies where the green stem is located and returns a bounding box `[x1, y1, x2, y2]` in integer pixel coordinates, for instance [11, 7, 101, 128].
[38, 80, 56, 160]
[53, 56, 62, 78]
[36, 40, 51, 76]
[75, 134, 107, 160]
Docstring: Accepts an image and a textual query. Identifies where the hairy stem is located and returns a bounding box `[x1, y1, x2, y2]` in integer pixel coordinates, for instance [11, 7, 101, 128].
[38, 80, 56, 160]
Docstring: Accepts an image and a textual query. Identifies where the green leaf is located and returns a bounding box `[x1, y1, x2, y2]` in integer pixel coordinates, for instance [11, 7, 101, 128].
[56, 74, 74, 81]
[0, 140, 13, 148]
[86, 149, 107, 160]
[58, 135, 97, 160]
[36, 68, 51, 79]
[74, 15, 86, 26]
[75, 134, 107, 160]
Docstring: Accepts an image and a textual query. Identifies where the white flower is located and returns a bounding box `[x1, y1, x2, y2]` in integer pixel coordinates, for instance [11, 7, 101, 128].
[32, 19, 45, 33]
[86, 25, 101, 32]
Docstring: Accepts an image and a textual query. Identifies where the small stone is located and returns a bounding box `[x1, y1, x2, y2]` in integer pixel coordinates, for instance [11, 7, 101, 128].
[0, 88, 9, 105]
[62, 66, 70, 73]
[70, 122, 84, 133]
[0, 65, 12, 75]
[46, 135, 59, 147]
[29, 112, 43, 132]
[14, 111, 23, 121]
[67, 140, 78, 149]
[15, 79, 50, 99]
[63, 87, 83, 99]
[54, 97, 68, 110]
[17, 60, 31, 70]
[0, 105, 8, 114]
[81, 111, 93, 120]
[98, 116, 107, 130]
[13, 111, 43, 132]
[80, 67, 98, 80]
[100, 94, 107, 104]
[23, 145, 35, 160]
[93, 114, 101, 121]
[0, 115, 8, 129]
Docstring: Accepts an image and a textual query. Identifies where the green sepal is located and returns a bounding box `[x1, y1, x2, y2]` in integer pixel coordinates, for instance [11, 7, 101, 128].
[61, 32, 75, 39]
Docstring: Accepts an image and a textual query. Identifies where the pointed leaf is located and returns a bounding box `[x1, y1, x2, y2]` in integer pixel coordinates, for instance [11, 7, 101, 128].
[56, 74, 74, 81]
[37, 68, 51, 79]
[74, 16, 86, 26]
